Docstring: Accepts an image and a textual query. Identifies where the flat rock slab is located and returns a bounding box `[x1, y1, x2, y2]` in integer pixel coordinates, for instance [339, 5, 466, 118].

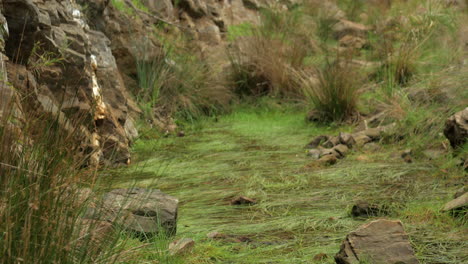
[88, 188, 178, 237]
[335, 219, 419, 264]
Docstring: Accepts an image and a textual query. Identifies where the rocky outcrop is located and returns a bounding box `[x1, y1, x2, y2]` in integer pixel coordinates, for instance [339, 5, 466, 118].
[1, 0, 139, 165]
[444, 107, 468, 149]
[335, 219, 419, 264]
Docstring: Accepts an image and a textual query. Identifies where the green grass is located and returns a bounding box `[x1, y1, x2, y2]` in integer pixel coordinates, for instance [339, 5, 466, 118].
[102, 105, 467, 263]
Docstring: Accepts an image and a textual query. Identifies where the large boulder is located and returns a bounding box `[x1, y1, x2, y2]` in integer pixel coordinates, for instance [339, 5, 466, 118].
[87, 188, 179, 237]
[335, 219, 419, 264]
[444, 108, 468, 149]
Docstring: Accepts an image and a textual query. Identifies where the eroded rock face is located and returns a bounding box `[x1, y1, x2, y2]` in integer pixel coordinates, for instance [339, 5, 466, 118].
[335, 219, 419, 264]
[444, 108, 468, 149]
[1, 0, 138, 165]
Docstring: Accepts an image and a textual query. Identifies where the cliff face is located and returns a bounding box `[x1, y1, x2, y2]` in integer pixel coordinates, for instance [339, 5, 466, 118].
[0, 0, 272, 165]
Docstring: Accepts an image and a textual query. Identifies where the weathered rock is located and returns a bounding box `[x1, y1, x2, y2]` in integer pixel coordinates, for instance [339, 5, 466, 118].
[323, 136, 340, 148]
[307, 149, 321, 159]
[333, 144, 349, 158]
[335, 219, 419, 264]
[306, 135, 329, 149]
[169, 238, 195, 255]
[231, 196, 256, 205]
[319, 148, 340, 158]
[207, 231, 227, 239]
[87, 188, 178, 237]
[318, 154, 338, 166]
[351, 201, 387, 218]
[442, 192, 468, 214]
[444, 108, 468, 149]
[339, 132, 356, 148]
[352, 134, 372, 147]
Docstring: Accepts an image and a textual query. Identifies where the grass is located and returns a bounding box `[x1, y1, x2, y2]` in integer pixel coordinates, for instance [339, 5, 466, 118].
[103, 104, 467, 263]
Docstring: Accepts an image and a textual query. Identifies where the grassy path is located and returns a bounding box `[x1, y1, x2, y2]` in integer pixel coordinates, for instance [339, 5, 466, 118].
[106, 107, 466, 264]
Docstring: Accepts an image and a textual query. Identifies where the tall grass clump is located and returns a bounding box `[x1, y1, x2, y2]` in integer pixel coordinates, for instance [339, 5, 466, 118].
[228, 8, 318, 98]
[135, 38, 232, 122]
[297, 57, 361, 122]
[0, 91, 120, 263]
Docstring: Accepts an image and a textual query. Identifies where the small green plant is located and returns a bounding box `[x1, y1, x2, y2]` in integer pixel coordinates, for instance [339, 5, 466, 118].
[28, 41, 64, 76]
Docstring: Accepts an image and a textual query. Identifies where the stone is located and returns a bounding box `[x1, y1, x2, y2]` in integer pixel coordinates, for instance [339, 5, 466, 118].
[333, 144, 349, 158]
[169, 238, 195, 255]
[351, 201, 387, 218]
[352, 134, 372, 147]
[306, 135, 329, 149]
[307, 149, 321, 159]
[88, 188, 178, 237]
[319, 148, 340, 158]
[339, 132, 356, 148]
[322, 136, 340, 148]
[442, 192, 468, 214]
[177, 131, 186, 137]
[231, 196, 256, 205]
[318, 154, 338, 166]
[444, 107, 468, 149]
[207, 231, 227, 239]
[335, 219, 419, 264]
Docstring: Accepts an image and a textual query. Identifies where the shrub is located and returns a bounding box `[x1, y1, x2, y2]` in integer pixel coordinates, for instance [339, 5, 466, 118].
[135, 39, 232, 122]
[297, 57, 361, 122]
[228, 8, 318, 98]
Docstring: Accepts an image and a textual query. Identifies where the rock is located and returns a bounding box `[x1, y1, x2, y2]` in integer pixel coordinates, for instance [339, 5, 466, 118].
[333, 144, 349, 158]
[352, 134, 372, 147]
[318, 154, 338, 166]
[361, 128, 382, 140]
[335, 219, 419, 264]
[442, 192, 468, 214]
[307, 149, 321, 159]
[306, 135, 329, 149]
[169, 238, 195, 256]
[444, 108, 468, 149]
[351, 201, 387, 218]
[319, 148, 340, 158]
[87, 188, 178, 238]
[339, 132, 356, 148]
[332, 19, 370, 40]
[207, 231, 227, 239]
[322, 136, 340, 148]
[231, 196, 256, 205]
